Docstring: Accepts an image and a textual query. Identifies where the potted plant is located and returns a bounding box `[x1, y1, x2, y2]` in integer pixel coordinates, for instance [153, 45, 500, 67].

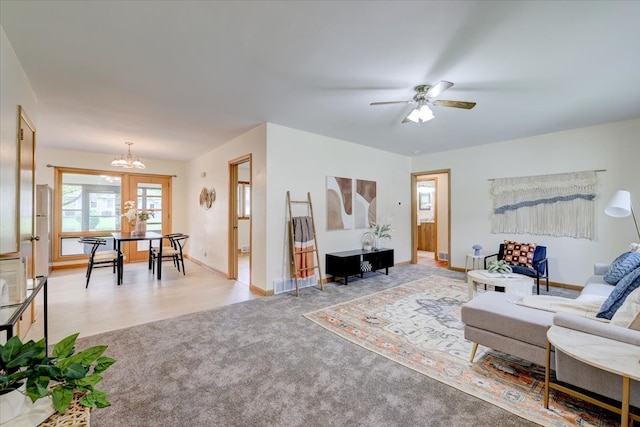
[0, 333, 115, 423]
[487, 259, 513, 274]
[122, 200, 155, 234]
[370, 222, 392, 250]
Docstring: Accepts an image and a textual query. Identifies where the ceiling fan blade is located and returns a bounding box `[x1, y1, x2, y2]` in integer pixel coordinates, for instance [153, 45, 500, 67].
[432, 100, 476, 109]
[370, 100, 412, 106]
[425, 81, 453, 98]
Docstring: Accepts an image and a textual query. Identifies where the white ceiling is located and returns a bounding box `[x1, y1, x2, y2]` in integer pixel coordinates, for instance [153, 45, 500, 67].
[2, 1, 640, 162]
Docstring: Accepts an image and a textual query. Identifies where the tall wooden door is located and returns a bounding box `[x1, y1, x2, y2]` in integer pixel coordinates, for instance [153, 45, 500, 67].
[228, 154, 251, 282]
[18, 107, 36, 278]
[124, 175, 172, 262]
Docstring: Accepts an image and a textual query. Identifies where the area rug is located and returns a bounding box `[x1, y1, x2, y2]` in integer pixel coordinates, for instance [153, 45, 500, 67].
[304, 276, 618, 427]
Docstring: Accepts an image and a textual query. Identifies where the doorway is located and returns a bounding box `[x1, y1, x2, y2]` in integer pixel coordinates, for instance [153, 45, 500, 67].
[411, 170, 450, 268]
[18, 106, 36, 279]
[124, 175, 172, 262]
[228, 155, 252, 285]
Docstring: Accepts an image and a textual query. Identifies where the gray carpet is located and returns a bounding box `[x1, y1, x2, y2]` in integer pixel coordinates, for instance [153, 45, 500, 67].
[79, 265, 577, 426]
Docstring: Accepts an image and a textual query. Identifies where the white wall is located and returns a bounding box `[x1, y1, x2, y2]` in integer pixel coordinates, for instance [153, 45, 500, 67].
[435, 172, 449, 258]
[265, 123, 412, 293]
[35, 147, 189, 251]
[187, 123, 412, 294]
[0, 25, 38, 254]
[412, 118, 640, 286]
[186, 124, 267, 286]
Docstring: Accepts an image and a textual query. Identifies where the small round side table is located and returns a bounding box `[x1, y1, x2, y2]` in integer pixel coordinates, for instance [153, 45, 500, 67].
[465, 254, 483, 273]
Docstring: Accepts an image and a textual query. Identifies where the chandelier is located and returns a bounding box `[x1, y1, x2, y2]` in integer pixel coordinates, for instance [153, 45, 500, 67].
[111, 142, 145, 169]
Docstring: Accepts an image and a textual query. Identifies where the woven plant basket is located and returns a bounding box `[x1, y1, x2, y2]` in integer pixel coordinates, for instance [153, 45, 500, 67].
[39, 394, 91, 427]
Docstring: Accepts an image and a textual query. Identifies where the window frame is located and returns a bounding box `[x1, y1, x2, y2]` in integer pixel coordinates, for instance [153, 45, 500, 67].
[237, 181, 251, 220]
[52, 167, 173, 263]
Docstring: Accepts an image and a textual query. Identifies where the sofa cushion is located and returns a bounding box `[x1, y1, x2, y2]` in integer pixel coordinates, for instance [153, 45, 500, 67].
[461, 291, 554, 349]
[518, 294, 608, 320]
[580, 281, 615, 298]
[596, 265, 640, 320]
[503, 240, 536, 268]
[604, 251, 640, 285]
[611, 286, 640, 329]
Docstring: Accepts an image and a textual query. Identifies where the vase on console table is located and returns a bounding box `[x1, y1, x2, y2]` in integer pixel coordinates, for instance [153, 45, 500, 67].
[134, 220, 147, 235]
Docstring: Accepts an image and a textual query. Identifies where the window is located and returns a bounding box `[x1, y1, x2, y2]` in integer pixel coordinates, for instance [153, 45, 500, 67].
[54, 168, 173, 263]
[238, 181, 250, 219]
[60, 173, 122, 232]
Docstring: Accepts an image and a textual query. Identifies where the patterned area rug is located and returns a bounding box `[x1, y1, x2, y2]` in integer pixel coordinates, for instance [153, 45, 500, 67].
[304, 276, 618, 427]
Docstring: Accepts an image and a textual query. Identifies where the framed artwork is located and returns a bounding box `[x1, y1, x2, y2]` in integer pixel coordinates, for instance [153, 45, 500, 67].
[354, 179, 376, 228]
[419, 193, 431, 210]
[326, 176, 353, 230]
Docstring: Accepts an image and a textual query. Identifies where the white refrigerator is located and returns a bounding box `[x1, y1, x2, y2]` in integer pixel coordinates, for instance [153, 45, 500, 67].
[35, 184, 53, 277]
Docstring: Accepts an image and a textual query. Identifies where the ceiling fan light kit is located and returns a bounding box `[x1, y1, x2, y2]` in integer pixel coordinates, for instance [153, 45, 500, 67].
[406, 103, 434, 123]
[370, 80, 476, 124]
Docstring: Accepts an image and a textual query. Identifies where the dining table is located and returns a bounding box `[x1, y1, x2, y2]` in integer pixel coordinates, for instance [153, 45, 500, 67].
[111, 231, 164, 285]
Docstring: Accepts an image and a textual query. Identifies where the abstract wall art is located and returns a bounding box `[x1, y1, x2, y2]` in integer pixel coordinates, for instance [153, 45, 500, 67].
[355, 179, 376, 228]
[326, 176, 353, 230]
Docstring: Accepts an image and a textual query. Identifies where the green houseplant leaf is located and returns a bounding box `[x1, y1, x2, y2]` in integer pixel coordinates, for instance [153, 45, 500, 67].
[1, 333, 115, 414]
[52, 333, 79, 359]
[51, 386, 74, 414]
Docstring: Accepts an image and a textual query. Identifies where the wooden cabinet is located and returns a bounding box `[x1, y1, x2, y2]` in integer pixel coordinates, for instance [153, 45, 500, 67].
[418, 222, 436, 252]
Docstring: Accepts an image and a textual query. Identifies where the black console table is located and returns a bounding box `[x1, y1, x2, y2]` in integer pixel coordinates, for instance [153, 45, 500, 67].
[326, 248, 394, 285]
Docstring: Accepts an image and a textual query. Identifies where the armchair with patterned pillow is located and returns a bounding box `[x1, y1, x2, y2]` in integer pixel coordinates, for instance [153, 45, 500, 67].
[484, 240, 549, 294]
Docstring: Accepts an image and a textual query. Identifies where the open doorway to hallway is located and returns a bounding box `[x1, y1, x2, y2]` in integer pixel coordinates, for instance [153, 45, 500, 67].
[412, 170, 450, 269]
[417, 250, 449, 268]
[229, 155, 252, 286]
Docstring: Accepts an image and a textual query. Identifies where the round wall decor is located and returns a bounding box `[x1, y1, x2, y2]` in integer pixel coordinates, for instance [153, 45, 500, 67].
[199, 187, 215, 210]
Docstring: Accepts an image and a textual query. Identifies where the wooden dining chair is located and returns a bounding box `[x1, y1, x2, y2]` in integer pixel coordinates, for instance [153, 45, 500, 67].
[79, 237, 123, 288]
[151, 234, 189, 275]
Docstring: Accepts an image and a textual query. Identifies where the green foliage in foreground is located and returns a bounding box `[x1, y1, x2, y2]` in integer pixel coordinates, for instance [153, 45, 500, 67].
[0, 333, 116, 414]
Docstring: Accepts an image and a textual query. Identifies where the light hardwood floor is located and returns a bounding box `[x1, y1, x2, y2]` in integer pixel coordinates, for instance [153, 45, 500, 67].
[24, 257, 258, 344]
[417, 250, 449, 268]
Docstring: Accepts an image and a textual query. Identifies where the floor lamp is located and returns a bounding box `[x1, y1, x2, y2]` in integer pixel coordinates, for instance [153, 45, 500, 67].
[605, 190, 640, 240]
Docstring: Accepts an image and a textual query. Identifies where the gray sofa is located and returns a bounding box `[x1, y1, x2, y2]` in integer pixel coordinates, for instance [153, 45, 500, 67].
[461, 262, 640, 407]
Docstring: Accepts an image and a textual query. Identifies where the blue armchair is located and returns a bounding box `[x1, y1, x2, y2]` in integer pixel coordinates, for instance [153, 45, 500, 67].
[484, 243, 549, 294]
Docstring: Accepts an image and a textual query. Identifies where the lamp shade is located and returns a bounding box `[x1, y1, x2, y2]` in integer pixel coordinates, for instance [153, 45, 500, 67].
[605, 190, 632, 218]
[406, 104, 435, 123]
[111, 142, 145, 169]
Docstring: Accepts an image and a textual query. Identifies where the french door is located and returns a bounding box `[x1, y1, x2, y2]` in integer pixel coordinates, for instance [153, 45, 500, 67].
[124, 175, 172, 262]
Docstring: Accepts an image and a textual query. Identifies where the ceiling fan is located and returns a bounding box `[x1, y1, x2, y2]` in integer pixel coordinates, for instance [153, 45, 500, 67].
[370, 81, 476, 124]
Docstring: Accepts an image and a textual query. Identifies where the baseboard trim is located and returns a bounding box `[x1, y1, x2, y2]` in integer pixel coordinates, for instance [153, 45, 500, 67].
[184, 254, 227, 277]
[250, 284, 273, 296]
[449, 265, 582, 290]
[185, 254, 270, 296]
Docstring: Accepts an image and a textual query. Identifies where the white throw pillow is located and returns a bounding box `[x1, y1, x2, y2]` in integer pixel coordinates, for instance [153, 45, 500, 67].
[610, 286, 640, 329]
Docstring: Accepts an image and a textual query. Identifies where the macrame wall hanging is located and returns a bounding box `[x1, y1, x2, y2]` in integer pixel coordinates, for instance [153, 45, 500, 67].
[490, 171, 598, 239]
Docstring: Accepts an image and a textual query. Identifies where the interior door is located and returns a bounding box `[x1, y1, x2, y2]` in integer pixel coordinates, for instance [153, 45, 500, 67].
[125, 175, 172, 262]
[19, 107, 36, 279]
[228, 154, 251, 283]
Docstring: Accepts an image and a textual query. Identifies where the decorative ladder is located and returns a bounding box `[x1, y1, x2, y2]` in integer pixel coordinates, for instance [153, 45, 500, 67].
[286, 191, 324, 296]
